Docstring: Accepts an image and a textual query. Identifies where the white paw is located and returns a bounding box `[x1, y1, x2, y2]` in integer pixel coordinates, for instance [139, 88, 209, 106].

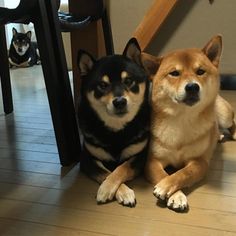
[153, 185, 168, 200]
[115, 184, 136, 207]
[153, 177, 177, 200]
[167, 191, 188, 212]
[218, 134, 225, 142]
[96, 180, 118, 204]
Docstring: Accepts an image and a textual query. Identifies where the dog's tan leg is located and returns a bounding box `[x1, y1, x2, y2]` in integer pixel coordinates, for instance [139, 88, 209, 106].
[155, 158, 208, 199]
[96, 157, 139, 207]
[19, 58, 31, 67]
[145, 156, 188, 211]
[153, 159, 208, 211]
[145, 155, 169, 184]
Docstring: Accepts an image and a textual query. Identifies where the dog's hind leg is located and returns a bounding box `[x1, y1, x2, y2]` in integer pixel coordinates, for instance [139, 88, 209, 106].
[216, 95, 236, 140]
[229, 122, 236, 140]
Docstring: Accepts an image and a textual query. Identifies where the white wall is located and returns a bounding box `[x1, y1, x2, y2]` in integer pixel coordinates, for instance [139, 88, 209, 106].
[109, 0, 236, 74]
[2, 0, 20, 8]
[1, 0, 22, 47]
[147, 0, 236, 74]
[1, 0, 36, 48]
[109, 0, 153, 54]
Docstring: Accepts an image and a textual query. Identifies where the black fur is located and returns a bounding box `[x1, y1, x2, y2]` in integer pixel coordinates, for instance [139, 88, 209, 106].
[78, 43, 150, 177]
[8, 28, 40, 67]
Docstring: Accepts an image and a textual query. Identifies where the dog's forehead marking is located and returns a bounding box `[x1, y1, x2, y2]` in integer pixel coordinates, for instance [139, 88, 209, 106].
[174, 64, 182, 70]
[102, 75, 110, 83]
[164, 51, 204, 71]
[121, 71, 129, 80]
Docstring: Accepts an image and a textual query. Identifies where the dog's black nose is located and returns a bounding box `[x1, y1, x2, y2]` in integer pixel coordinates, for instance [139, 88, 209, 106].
[185, 83, 200, 94]
[18, 48, 22, 52]
[113, 97, 127, 110]
[183, 83, 200, 106]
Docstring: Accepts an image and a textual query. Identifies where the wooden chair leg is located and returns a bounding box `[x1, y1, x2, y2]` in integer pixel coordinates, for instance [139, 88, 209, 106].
[32, 0, 81, 166]
[0, 26, 13, 114]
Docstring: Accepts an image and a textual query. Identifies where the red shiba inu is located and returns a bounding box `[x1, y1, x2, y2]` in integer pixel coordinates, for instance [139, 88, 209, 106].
[141, 35, 236, 211]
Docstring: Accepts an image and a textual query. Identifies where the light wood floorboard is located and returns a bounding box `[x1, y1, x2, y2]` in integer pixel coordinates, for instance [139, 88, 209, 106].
[0, 66, 236, 235]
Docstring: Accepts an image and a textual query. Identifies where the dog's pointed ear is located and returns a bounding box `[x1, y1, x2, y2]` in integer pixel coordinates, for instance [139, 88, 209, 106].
[77, 50, 95, 76]
[26, 31, 32, 39]
[202, 35, 222, 67]
[141, 52, 162, 79]
[12, 27, 17, 36]
[123, 38, 141, 65]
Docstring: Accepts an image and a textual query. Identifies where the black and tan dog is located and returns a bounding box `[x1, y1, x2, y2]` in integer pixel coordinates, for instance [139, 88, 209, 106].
[77, 38, 150, 207]
[8, 27, 40, 68]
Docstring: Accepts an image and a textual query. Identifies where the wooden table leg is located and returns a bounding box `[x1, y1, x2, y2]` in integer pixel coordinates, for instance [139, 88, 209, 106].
[70, 21, 105, 103]
[0, 26, 13, 114]
[68, 0, 106, 106]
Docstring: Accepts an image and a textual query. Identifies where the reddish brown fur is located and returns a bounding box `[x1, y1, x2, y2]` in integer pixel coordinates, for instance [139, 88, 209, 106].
[141, 35, 236, 211]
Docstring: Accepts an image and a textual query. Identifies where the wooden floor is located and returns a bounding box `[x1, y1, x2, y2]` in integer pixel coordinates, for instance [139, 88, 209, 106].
[0, 66, 236, 236]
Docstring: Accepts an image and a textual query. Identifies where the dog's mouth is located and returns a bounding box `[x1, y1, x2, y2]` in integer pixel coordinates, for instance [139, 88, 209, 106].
[182, 95, 200, 106]
[174, 83, 201, 106]
[174, 95, 200, 106]
[113, 109, 128, 117]
[106, 106, 128, 117]
[17, 48, 26, 55]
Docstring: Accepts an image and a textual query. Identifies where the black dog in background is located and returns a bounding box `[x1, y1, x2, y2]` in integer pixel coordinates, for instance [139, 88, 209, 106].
[8, 27, 40, 68]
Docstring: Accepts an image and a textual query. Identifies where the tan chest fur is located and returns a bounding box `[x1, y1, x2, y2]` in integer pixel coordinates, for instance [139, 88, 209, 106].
[149, 105, 218, 168]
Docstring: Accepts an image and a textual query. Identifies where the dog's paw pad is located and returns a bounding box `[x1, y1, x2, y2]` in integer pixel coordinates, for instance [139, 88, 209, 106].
[96, 181, 117, 204]
[167, 191, 188, 212]
[116, 184, 136, 207]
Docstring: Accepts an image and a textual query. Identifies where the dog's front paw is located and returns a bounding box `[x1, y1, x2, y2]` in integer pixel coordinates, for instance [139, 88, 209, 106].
[115, 184, 136, 207]
[153, 177, 178, 200]
[167, 190, 188, 212]
[96, 180, 118, 204]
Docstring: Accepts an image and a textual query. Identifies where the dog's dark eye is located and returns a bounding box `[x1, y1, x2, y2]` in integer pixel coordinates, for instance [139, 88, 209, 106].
[169, 70, 180, 77]
[196, 69, 205, 76]
[124, 78, 134, 87]
[97, 81, 110, 91]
